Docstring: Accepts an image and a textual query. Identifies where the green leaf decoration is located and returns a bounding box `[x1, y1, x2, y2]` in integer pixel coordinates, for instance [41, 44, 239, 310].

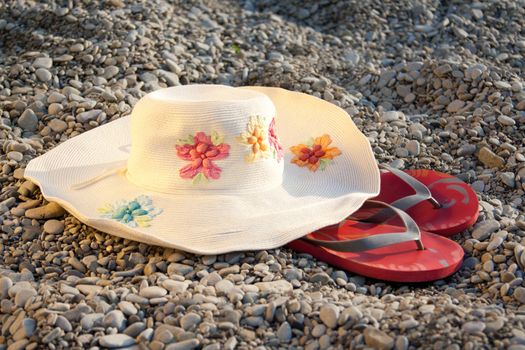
[211, 131, 224, 146]
[192, 172, 208, 185]
[231, 43, 241, 54]
[318, 158, 332, 171]
[176, 134, 195, 146]
[306, 137, 315, 148]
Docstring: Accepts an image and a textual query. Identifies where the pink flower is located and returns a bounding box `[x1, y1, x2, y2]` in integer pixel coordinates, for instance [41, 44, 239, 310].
[268, 118, 283, 161]
[175, 131, 230, 183]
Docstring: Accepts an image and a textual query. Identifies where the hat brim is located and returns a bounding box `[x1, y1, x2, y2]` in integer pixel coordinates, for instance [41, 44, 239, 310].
[25, 86, 380, 254]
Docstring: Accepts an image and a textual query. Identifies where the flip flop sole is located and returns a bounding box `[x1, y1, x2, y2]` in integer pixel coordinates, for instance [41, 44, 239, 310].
[374, 170, 479, 237]
[287, 221, 464, 282]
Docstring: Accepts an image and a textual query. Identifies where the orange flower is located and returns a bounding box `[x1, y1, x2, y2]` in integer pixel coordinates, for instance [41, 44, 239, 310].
[290, 134, 341, 171]
[237, 116, 272, 162]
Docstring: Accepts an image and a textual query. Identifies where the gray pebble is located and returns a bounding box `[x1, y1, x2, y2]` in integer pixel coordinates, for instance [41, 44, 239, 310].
[165, 339, 200, 350]
[277, 321, 292, 342]
[77, 109, 102, 123]
[55, 315, 72, 332]
[98, 334, 136, 348]
[18, 109, 38, 131]
[103, 310, 126, 331]
[462, 321, 486, 334]
[36, 68, 52, 82]
[319, 303, 339, 329]
[33, 57, 53, 69]
[514, 287, 525, 303]
[472, 220, 499, 241]
[180, 312, 202, 330]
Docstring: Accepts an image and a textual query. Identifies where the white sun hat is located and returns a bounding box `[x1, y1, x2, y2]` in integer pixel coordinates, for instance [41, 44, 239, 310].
[25, 85, 380, 254]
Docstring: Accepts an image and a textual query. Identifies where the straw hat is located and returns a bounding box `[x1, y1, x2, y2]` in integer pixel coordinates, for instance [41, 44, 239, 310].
[25, 85, 380, 254]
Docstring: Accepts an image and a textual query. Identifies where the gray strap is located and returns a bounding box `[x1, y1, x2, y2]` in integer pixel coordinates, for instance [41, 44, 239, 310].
[381, 164, 441, 210]
[304, 200, 424, 253]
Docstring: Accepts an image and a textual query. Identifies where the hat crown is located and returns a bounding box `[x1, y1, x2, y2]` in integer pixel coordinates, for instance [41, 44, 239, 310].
[127, 85, 284, 193]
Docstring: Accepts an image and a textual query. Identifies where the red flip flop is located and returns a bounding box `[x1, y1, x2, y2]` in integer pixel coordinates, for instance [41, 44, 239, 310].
[287, 201, 464, 282]
[372, 165, 479, 237]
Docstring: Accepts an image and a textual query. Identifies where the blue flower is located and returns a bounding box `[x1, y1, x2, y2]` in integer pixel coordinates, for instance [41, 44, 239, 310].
[97, 195, 162, 227]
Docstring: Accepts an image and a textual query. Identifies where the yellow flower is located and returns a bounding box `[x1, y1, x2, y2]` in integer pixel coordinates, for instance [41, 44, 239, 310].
[237, 116, 271, 162]
[290, 134, 342, 171]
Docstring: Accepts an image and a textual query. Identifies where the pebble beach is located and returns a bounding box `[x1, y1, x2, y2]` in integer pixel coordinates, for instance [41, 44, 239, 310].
[1, 0, 525, 349]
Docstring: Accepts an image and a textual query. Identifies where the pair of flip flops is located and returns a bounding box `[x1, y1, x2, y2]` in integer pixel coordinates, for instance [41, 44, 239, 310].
[288, 165, 479, 282]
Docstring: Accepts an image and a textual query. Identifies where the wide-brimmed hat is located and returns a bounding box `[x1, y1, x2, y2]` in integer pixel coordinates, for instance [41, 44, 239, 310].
[25, 85, 380, 254]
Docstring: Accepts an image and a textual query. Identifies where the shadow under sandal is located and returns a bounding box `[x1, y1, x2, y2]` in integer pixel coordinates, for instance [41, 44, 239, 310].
[372, 164, 480, 237]
[287, 200, 464, 283]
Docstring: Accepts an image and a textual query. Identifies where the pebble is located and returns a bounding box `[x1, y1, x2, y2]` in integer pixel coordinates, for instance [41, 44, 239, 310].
[55, 315, 72, 332]
[472, 220, 499, 241]
[487, 236, 504, 251]
[35, 68, 52, 82]
[462, 321, 486, 334]
[446, 99, 465, 113]
[395, 336, 409, 350]
[103, 310, 126, 331]
[399, 319, 419, 330]
[43, 220, 64, 234]
[180, 312, 202, 330]
[500, 172, 515, 188]
[319, 304, 339, 329]
[458, 144, 477, 156]
[33, 57, 53, 69]
[0, 277, 13, 298]
[495, 81, 511, 90]
[478, 147, 504, 168]
[42, 327, 63, 343]
[310, 272, 331, 284]
[167, 263, 193, 275]
[485, 318, 505, 332]
[165, 339, 200, 350]
[15, 288, 37, 307]
[277, 322, 292, 342]
[140, 286, 167, 298]
[7, 339, 29, 350]
[514, 287, 525, 303]
[498, 115, 516, 126]
[77, 109, 102, 123]
[381, 111, 402, 122]
[7, 151, 23, 162]
[215, 279, 235, 295]
[81, 313, 104, 330]
[25, 202, 66, 219]
[48, 119, 68, 132]
[18, 109, 38, 131]
[254, 280, 293, 294]
[364, 327, 394, 350]
[406, 140, 420, 156]
[98, 334, 136, 348]
[118, 301, 138, 316]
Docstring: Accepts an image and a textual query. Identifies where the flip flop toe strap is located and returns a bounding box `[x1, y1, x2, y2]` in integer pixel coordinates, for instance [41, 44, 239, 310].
[381, 164, 441, 210]
[304, 200, 424, 253]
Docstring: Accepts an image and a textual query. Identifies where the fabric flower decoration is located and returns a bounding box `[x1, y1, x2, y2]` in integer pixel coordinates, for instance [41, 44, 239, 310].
[175, 131, 230, 184]
[290, 134, 342, 171]
[268, 118, 283, 162]
[97, 195, 162, 228]
[237, 116, 272, 162]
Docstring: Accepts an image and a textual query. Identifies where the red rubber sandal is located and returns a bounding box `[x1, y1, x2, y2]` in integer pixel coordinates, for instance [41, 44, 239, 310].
[371, 165, 479, 237]
[287, 201, 464, 282]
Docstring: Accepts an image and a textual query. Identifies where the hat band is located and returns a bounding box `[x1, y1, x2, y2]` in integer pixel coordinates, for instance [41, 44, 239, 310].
[70, 164, 127, 190]
[69, 163, 284, 195]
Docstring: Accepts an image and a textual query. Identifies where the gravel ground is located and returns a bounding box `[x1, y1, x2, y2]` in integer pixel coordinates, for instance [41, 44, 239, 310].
[1, 0, 525, 349]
